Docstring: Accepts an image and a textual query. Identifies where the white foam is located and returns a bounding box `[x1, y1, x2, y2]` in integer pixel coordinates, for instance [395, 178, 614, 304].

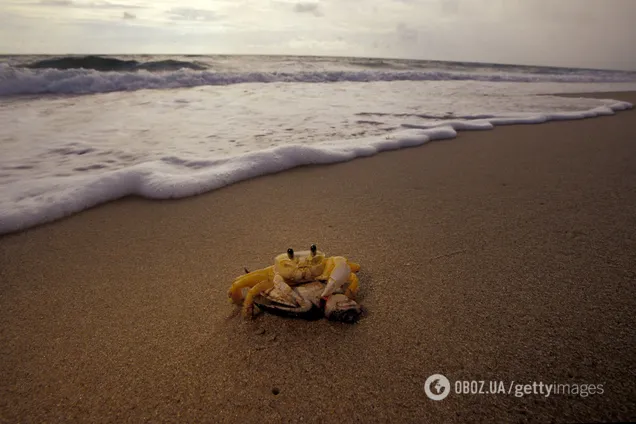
[2, 64, 636, 96]
[0, 100, 631, 235]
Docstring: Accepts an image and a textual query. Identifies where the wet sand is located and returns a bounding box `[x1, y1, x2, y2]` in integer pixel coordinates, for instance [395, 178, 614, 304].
[1, 92, 635, 423]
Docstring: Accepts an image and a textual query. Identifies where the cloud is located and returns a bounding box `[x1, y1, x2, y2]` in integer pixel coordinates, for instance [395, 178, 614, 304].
[396, 22, 418, 43]
[293, 2, 322, 16]
[440, 0, 459, 15]
[37, 0, 143, 9]
[167, 7, 220, 22]
[39, 0, 73, 5]
[1, 0, 635, 70]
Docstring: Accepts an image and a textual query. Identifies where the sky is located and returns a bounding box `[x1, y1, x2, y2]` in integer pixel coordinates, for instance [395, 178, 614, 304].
[1, 0, 635, 70]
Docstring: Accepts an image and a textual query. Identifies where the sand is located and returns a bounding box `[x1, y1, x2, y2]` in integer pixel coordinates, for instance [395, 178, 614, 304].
[1, 91, 635, 423]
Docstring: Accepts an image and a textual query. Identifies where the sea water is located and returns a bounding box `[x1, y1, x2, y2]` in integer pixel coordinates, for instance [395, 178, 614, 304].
[1, 55, 636, 235]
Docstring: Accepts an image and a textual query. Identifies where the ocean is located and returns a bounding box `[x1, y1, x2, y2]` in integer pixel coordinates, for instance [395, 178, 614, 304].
[1, 54, 636, 235]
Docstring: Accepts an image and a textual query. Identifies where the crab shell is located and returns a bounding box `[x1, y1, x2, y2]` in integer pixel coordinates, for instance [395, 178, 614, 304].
[253, 280, 363, 323]
[273, 249, 327, 283]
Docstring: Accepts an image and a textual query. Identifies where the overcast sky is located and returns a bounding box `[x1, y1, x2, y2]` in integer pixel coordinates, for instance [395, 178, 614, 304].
[1, 0, 635, 70]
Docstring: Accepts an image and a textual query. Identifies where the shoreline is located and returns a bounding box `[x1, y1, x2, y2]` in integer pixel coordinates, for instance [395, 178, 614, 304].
[1, 91, 635, 422]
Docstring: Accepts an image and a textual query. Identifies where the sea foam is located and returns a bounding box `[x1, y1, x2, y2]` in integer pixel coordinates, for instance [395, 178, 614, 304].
[0, 101, 631, 235]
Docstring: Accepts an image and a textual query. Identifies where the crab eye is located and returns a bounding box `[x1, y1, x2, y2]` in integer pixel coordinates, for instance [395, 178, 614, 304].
[287, 248, 294, 259]
[310, 244, 317, 256]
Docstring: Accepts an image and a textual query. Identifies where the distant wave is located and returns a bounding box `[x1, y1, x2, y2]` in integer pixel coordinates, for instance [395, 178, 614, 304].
[1, 62, 636, 96]
[23, 55, 208, 72]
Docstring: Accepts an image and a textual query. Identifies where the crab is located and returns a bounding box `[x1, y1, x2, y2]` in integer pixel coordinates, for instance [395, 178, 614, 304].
[227, 244, 362, 321]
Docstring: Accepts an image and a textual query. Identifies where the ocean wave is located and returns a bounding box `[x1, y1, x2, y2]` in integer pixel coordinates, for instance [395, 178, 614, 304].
[0, 101, 631, 235]
[23, 55, 208, 72]
[2, 63, 636, 96]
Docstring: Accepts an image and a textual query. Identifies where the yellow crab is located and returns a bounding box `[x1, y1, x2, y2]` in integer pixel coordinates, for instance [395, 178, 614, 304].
[228, 244, 361, 319]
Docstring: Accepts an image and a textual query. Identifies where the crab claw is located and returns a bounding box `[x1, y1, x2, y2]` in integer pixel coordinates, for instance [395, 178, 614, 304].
[320, 256, 351, 299]
[324, 294, 362, 323]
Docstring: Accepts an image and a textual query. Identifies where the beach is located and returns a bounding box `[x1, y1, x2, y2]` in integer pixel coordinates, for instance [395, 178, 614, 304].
[1, 91, 635, 422]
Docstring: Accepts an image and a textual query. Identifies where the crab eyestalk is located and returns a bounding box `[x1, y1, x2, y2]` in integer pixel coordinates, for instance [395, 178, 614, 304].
[310, 244, 317, 256]
[287, 248, 294, 259]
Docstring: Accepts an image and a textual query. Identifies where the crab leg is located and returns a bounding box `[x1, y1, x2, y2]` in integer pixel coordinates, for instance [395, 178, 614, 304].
[243, 278, 276, 317]
[348, 261, 361, 273]
[227, 266, 274, 304]
[344, 272, 359, 299]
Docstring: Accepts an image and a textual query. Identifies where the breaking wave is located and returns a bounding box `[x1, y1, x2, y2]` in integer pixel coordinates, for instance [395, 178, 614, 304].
[0, 101, 632, 235]
[2, 60, 636, 96]
[23, 55, 208, 72]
